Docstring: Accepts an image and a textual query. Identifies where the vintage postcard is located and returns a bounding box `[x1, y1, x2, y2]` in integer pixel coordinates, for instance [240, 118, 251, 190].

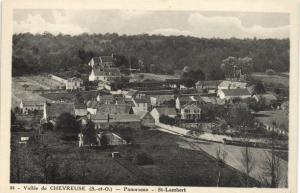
[0, 0, 298, 192]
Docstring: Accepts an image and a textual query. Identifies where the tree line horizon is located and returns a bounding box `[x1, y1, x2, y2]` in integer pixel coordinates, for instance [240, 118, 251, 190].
[12, 32, 289, 80]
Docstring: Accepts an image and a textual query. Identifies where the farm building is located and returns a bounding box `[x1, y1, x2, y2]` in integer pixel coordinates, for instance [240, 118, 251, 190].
[86, 100, 98, 115]
[217, 88, 252, 100]
[20, 100, 44, 114]
[90, 113, 141, 129]
[132, 97, 149, 113]
[96, 93, 115, 104]
[136, 111, 155, 128]
[175, 95, 196, 110]
[78, 131, 126, 147]
[195, 80, 220, 93]
[66, 77, 84, 90]
[150, 107, 177, 123]
[218, 80, 248, 90]
[97, 104, 133, 115]
[75, 103, 88, 117]
[253, 92, 277, 106]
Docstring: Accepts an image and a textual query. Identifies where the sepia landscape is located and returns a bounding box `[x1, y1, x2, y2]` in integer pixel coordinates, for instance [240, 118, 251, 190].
[10, 10, 289, 187]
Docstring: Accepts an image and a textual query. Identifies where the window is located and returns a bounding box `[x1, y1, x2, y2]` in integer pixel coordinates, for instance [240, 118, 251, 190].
[194, 109, 199, 113]
[184, 109, 189, 113]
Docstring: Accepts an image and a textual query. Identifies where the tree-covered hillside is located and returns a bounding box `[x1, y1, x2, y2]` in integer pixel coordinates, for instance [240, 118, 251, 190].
[12, 33, 289, 79]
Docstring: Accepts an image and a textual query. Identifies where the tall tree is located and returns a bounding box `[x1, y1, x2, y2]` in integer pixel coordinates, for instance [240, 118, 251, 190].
[55, 112, 80, 138]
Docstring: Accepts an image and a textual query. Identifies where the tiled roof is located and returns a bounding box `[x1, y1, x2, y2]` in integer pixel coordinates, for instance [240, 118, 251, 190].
[222, 89, 251, 96]
[97, 104, 132, 114]
[22, 100, 44, 106]
[41, 92, 75, 102]
[75, 103, 86, 109]
[218, 80, 248, 89]
[67, 77, 83, 82]
[86, 100, 98, 108]
[45, 102, 75, 118]
[100, 56, 113, 63]
[134, 97, 149, 103]
[91, 113, 140, 122]
[94, 67, 121, 76]
[92, 57, 101, 64]
[155, 107, 177, 116]
[196, 80, 220, 87]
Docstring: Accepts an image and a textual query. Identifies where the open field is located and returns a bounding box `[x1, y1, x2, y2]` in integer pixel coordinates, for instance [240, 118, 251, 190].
[178, 137, 288, 187]
[12, 78, 47, 109]
[251, 72, 289, 88]
[10, 129, 258, 186]
[12, 76, 64, 108]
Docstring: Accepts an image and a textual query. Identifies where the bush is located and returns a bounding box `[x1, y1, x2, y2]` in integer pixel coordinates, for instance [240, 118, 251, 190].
[266, 69, 275, 75]
[159, 115, 175, 125]
[133, 152, 154, 165]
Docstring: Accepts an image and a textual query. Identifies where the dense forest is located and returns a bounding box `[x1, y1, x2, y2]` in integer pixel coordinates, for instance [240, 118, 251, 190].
[12, 33, 289, 79]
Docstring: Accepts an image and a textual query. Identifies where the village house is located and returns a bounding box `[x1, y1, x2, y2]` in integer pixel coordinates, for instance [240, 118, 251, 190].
[90, 113, 141, 129]
[132, 97, 148, 113]
[217, 88, 252, 100]
[124, 90, 138, 99]
[78, 131, 127, 147]
[41, 102, 75, 125]
[50, 74, 83, 90]
[66, 77, 84, 90]
[75, 103, 88, 117]
[150, 107, 177, 123]
[175, 95, 196, 110]
[88, 55, 114, 69]
[195, 80, 220, 94]
[180, 102, 201, 121]
[150, 95, 174, 107]
[96, 93, 115, 104]
[253, 92, 277, 106]
[97, 104, 133, 115]
[136, 111, 155, 128]
[20, 100, 44, 114]
[217, 80, 248, 90]
[86, 100, 98, 115]
[89, 67, 121, 82]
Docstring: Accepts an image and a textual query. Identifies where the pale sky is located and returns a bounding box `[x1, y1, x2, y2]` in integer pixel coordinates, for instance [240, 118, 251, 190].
[13, 9, 289, 39]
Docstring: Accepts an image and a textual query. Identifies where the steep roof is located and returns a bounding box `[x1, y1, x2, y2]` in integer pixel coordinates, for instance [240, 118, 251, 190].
[86, 100, 98, 108]
[221, 88, 251, 96]
[218, 80, 248, 89]
[21, 100, 44, 107]
[67, 77, 83, 82]
[196, 80, 220, 87]
[155, 107, 177, 116]
[41, 92, 75, 102]
[92, 57, 101, 64]
[45, 102, 75, 118]
[91, 113, 140, 122]
[100, 56, 113, 63]
[94, 67, 121, 76]
[134, 97, 149, 104]
[138, 90, 174, 96]
[97, 104, 132, 114]
[74, 103, 86, 109]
